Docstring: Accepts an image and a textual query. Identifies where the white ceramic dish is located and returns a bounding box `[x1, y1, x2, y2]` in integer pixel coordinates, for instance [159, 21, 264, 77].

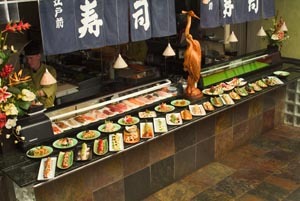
[166, 113, 183, 125]
[38, 157, 57, 181]
[189, 104, 206, 116]
[109, 133, 124, 152]
[153, 118, 168, 133]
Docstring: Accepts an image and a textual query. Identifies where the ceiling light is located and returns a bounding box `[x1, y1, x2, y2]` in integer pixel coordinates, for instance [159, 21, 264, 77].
[228, 31, 238, 42]
[162, 43, 176, 57]
[113, 54, 128, 69]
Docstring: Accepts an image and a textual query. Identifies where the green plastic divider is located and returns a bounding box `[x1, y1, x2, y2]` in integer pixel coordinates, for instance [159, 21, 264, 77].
[202, 61, 269, 87]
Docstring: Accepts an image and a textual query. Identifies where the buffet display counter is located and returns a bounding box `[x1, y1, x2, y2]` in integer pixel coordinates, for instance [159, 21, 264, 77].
[1, 49, 300, 201]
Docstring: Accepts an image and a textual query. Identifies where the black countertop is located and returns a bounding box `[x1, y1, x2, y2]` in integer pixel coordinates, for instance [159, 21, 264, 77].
[1, 62, 300, 188]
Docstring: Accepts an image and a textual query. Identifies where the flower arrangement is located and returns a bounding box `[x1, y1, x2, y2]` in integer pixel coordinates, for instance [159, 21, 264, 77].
[0, 21, 37, 144]
[265, 12, 289, 49]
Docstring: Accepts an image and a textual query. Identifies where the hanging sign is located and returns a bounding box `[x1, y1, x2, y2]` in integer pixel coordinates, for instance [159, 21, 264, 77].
[129, 0, 152, 41]
[40, 0, 128, 55]
[261, 0, 275, 18]
[220, 0, 235, 25]
[39, 0, 177, 55]
[74, 0, 105, 51]
[247, 0, 261, 21]
[150, 0, 177, 37]
[202, 0, 274, 28]
[39, 0, 78, 55]
[200, 0, 220, 28]
[234, 0, 248, 23]
[103, 0, 129, 46]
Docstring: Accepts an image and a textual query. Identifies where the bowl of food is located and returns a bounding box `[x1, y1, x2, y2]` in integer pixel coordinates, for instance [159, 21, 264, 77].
[273, 71, 290, 77]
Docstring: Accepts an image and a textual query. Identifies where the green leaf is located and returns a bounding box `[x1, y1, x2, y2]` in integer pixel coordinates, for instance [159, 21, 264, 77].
[17, 100, 31, 110]
[0, 51, 7, 58]
[17, 107, 26, 116]
[7, 86, 21, 95]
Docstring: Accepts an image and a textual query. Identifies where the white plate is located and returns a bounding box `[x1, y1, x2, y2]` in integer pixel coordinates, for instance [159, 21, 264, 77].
[226, 78, 247, 87]
[153, 118, 168, 133]
[264, 76, 284, 85]
[109, 133, 124, 152]
[166, 113, 183, 125]
[202, 88, 223, 96]
[273, 71, 290, 77]
[37, 157, 57, 181]
[140, 122, 154, 138]
[138, 111, 157, 118]
[189, 104, 206, 116]
[219, 94, 235, 105]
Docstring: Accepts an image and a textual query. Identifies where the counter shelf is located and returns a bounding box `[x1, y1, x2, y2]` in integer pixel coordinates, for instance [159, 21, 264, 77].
[46, 79, 172, 122]
[3, 69, 297, 188]
[201, 50, 281, 87]
[16, 79, 173, 150]
[2, 50, 300, 190]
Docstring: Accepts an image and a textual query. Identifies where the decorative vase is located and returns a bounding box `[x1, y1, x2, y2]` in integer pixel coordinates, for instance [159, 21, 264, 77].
[0, 129, 17, 154]
[267, 44, 279, 53]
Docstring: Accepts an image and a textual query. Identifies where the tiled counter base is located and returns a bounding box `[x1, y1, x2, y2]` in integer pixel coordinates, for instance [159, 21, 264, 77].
[33, 87, 285, 201]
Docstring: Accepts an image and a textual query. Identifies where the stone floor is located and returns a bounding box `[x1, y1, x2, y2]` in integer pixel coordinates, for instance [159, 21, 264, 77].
[144, 125, 300, 201]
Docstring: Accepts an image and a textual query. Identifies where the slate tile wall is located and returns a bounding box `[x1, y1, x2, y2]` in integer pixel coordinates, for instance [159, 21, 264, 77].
[124, 167, 150, 201]
[34, 88, 285, 201]
[123, 144, 150, 177]
[174, 124, 197, 152]
[149, 134, 174, 164]
[150, 156, 174, 193]
[93, 180, 125, 201]
[196, 136, 215, 168]
[174, 146, 196, 180]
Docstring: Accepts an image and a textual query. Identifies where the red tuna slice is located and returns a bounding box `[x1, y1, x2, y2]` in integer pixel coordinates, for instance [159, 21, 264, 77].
[115, 102, 129, 112]
[101, 107, 114, 116]
[107, 104, 123, 113]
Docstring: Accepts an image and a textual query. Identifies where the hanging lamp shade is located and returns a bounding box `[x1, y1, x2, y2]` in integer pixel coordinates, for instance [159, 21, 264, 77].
[113, 54, 128, 69]
[40, 68, 57, 86]
[279, 22, 288, 32]
[202, 0, 209, 4]
[228, 31, 238, 42]
[162, 43, 176, 57]
[257, 26, 267, 37]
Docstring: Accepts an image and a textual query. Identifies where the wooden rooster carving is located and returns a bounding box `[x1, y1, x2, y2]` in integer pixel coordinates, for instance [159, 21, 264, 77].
[182, 10, 203, 98]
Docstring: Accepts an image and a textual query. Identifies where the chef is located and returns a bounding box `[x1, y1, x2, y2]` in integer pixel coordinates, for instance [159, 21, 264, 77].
[23, 41, 57, 108]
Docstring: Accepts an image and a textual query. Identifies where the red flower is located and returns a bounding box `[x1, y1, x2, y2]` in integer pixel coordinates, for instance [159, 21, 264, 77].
[4, 22, 17, 33]
[0, 64, 14, 78]
[0, 86, 12, 103]
[0, 113, 7, 129]
[16, 21, 23, 32]
[16, 21, 31, 32]
[21, 22, 31, 30]
[2, 21, 31, 33]
[277, 31, 284, 40]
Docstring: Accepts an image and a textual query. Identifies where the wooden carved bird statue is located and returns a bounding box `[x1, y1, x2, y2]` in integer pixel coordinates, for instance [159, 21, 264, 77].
[182, 10, 203, 98]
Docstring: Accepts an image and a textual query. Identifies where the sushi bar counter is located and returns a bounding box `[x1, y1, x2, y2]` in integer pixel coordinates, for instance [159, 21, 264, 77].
[1, 50, 300, 201]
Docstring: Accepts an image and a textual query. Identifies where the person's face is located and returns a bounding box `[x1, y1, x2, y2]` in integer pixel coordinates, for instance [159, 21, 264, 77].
[26, 54, 41, 71]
